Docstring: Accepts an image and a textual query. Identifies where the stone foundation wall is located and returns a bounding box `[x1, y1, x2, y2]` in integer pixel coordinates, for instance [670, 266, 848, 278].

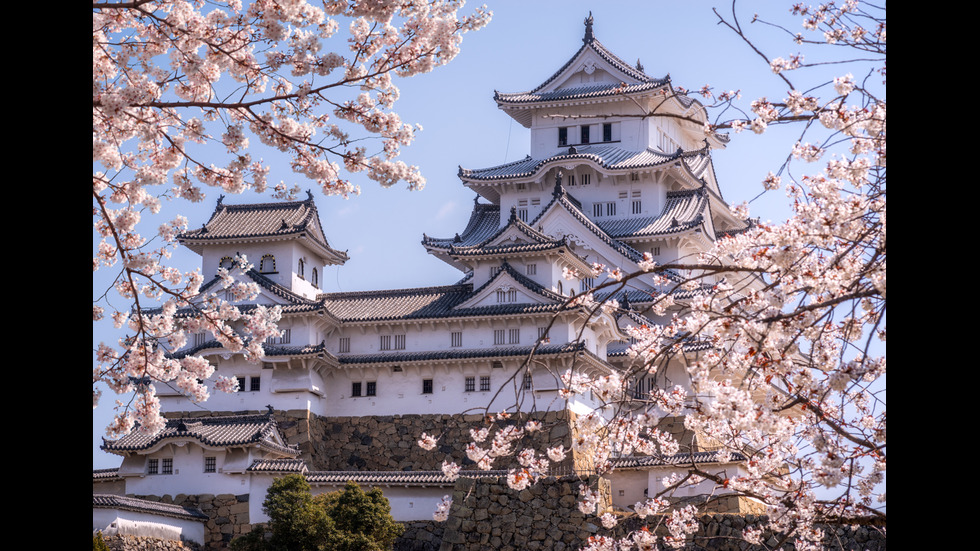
[131, 493, 250, 550]
[393, 520, 444, 551]
[431, 474, 885, 551]
[438, 475, 611, 551]
[99, 534, 201, 551]
[307, 411, 578, 472]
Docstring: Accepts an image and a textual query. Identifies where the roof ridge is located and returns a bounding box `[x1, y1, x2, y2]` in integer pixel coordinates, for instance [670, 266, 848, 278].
[320, 282, 473, 300]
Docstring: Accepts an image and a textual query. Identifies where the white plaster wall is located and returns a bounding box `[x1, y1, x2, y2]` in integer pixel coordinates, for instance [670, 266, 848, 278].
[201, 241, 326, 299]
[606, 469, 651, 510]
[308, 485, 451, 522]
[647, 463, 747, 498]
[322, 363, 535, 416]
[94, 510, 206, 546]
[122, 447, 251, 497]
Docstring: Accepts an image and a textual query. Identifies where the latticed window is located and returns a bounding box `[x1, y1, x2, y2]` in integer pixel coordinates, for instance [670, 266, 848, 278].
[394, 334, 406, 350]
[480, 376, 491, 392]
[312, 267, 318, 287]
[509, 328, 520, 344]
[147, 458, 158, 475]
[298, 258, 305, 278]
[204, 457, 216, 473]
[494, 330, 505, 345]
[366, 381, 377, 396]
[526, 264, 537, 276]
[250, 376, 260, 392]
[162, 458, 173, 475]
[339, 337, 350, 353]
[423, 379, 433, 394]
[523, 372, 533, 390]
[352, 382, 362, 397]
[380, 335, 391, 350]
[451, 332, 462, 347]
[465, 377, 475, 392]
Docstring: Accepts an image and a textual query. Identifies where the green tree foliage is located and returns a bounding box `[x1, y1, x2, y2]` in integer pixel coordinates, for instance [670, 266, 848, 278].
[93, 531, 110, 551]
[316, 481, 404, 551]
[231, 475, 403, 551]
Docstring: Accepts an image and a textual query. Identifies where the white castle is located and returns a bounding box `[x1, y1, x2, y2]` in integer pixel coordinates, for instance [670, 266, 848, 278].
[94, 15, 761, 548]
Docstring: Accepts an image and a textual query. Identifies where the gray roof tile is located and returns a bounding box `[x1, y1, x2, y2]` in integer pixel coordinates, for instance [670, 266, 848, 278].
[101, 412, 300, 457]
[93, 494, 210, 521]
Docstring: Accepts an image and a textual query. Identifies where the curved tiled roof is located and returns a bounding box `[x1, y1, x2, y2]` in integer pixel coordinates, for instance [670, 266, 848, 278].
[320, 284, 475, 322]
[610, 451, 746, 469]
[424, 204, 568, 257]
[528, 182, 646, 265]
[101, 412, 300, 457]
[495, 81, 667, 105]
[459, 144, 711, 182]
[93, 468, 122, 481]
[596, 187, 709, 239]
[93, 494, 210, 521]
[178, 194, 348, 264]
[305, 470, 510, 486]
[247, 458, 309, 473]
[338, 341, 587, 366]
[423, 201, 501, 248]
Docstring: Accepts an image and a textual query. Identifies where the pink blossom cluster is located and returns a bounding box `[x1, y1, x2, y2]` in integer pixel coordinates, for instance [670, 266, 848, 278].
[94, 0, 491, 439]
[416, 4, 885, 548]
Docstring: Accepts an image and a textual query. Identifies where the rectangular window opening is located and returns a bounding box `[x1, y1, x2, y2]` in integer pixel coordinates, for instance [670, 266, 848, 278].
[465, 376, 475, 392]
[204, 457, 216, 473]
[366, 381, 377, 396]
[423, 379, 433, 394]
[480, 376, 491, 392]
[351, 382, 362, 397]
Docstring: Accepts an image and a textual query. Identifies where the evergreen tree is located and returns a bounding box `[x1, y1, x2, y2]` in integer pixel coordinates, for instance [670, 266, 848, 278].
[231, 475, 402, 551]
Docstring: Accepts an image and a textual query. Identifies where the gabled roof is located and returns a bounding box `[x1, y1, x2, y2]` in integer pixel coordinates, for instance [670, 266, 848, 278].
[610, 450, 746, 469]
[458, 144, 712, 183]
[423, 206, 593, 272]
[101, 412, 300, 457]
[338, 341, 589, 367]
[529, 180, 647, 265]
[178, 192, 348, 265]
[93, 494, 210, 522]
[493, 14, 710, 130]
[596, 187, 710, 240]
[196, 268, 324, 310]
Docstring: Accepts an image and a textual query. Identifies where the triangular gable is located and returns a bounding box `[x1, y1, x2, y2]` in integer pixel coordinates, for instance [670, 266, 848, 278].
[485, 212, 555, 248]
[536, 41, 647, 95]
[453, 263, 558, 310]
[198, 269, 315, 309]
[529, 188, 644, 271]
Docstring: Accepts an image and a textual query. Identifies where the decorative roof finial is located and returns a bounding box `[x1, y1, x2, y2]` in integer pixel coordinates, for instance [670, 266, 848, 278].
[636, 59, 644, 72]
[553, 170, 564, 196]
[217, 194, 225, 206]
[583, 12, 594, 43]
[306, 189, 314, 201]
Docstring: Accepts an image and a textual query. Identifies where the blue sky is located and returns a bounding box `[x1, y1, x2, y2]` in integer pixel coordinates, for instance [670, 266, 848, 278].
[94, 1, 842, 468]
